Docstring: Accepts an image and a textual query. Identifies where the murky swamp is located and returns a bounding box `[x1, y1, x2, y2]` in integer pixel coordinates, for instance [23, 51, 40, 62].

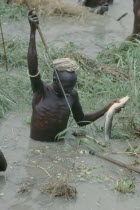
[1, 0, 140, 209]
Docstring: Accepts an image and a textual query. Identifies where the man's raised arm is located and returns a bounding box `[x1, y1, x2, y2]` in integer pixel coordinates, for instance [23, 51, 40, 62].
[27, 10, 43, 93]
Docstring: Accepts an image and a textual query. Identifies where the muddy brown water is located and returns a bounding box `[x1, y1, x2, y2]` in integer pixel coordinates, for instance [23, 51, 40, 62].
[1, 111, 140, 210]
[1, 0, 140, 210]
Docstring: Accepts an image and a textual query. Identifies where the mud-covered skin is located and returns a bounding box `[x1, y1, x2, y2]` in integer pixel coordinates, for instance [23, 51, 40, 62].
[0, 150, 7, 172]
[28, 10, 116, 142]
[133, 0, 140, 38]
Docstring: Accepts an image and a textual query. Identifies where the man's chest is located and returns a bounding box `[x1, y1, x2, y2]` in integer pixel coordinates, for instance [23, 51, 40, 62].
[32, 93, 73, 119]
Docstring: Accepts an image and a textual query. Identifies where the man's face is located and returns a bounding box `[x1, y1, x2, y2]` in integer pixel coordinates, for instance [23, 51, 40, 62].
[53, 71, 77, 96]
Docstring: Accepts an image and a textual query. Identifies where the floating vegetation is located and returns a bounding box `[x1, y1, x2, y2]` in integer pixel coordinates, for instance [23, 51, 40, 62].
[114, 178, 135, 193]
[17, 181, 34, 193]
[41, 181, 77, 199]
[131, 159, 140, 165]
[124, 141, 140, 156]
[131, 118, 140, 137]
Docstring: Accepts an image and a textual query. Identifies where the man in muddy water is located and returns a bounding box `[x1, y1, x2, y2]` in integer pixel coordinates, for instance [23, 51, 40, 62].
[132, 0, 140, 39]
[28, 10, 118, 142]
[79, 0, 113, 14]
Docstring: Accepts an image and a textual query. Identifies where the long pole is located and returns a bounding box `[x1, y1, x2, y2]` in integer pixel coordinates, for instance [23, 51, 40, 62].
[0, 21, 8, 72]
[89, 150, 140, 175]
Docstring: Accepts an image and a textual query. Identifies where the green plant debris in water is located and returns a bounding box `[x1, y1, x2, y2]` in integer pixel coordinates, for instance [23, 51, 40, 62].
[114, 178, 135, 193]
[125, 146, 140, 153]
[22, 117, 31, 125]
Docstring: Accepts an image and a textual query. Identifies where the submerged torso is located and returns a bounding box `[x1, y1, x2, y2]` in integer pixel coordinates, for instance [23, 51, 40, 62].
[31, 84, 74, 141]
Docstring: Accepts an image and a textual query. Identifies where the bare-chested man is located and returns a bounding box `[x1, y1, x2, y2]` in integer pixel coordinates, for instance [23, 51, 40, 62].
[28, 10, 117, 142]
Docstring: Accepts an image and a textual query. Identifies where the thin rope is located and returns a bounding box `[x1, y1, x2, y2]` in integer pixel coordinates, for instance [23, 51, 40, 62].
[46, 50, 73, 115]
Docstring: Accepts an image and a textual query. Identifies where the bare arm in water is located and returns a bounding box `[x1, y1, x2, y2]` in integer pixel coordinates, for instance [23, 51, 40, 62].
[72, 90, 116, 126]
[27, 10, 44, 94]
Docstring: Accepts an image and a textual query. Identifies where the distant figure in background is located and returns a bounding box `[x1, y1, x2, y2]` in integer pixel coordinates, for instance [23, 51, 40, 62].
[78, 0, 113, 15]
[0, 150, 7, 172]
[132, 0, 140, 39]
[84, 0, 113, 7]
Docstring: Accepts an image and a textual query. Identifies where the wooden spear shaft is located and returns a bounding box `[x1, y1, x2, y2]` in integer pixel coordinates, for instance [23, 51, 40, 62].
[0, 21, 8, 71]
[89, 150, 140, 175]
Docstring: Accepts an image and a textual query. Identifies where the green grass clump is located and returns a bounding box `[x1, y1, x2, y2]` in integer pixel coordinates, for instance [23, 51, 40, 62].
[0, 1, 27, 21]
[114, 178, 135, 193]
[0, 70, 31, 117]
[0, 88, 15, 118]
[0, 39, 28, 69]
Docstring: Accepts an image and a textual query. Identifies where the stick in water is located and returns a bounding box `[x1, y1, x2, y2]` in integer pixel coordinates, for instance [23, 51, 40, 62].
[0, 21, 8, 71]
[117, 12, 128, 21]
[104, 96, 129, 142]
[89, 150, 140, 175]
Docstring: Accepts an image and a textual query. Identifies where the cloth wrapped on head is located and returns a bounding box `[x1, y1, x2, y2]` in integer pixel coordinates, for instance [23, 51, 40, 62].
[52, 58, 78, 72]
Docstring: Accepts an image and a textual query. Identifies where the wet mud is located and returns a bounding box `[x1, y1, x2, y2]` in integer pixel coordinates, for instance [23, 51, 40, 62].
[1, 0, 140, 209]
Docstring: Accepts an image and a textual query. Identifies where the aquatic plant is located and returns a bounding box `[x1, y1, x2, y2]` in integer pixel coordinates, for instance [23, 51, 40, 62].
[114, 178, 135, 193]
[41, 181, 77, 199]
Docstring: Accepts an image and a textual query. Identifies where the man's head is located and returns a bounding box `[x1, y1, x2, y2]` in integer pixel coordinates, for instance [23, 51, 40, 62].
[52, 58, 78, 96]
